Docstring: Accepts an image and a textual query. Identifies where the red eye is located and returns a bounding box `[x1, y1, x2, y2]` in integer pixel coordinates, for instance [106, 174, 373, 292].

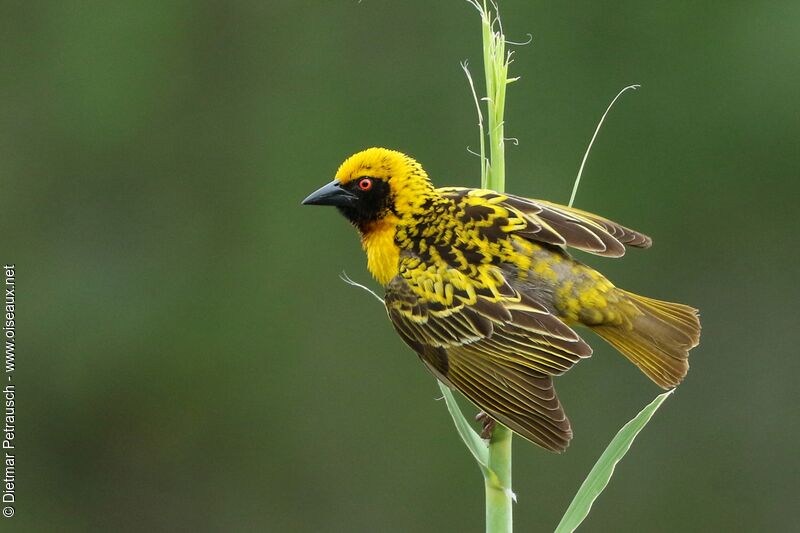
[358, 178, 373, 191]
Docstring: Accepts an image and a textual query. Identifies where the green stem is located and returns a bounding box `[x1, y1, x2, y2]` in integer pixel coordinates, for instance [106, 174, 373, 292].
[464, 2, 515, 531]
[480, 3, 513, 530]
[480, 1, 508, 192]
[485, 424, 513, 532]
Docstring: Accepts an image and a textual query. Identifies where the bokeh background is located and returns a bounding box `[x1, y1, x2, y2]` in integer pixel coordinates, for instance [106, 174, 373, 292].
[2, 1, 799, 531]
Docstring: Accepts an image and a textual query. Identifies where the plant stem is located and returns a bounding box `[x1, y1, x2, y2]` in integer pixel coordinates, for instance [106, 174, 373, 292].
[481, 2, 513, 530]
[477, 1, 511, 192]
[485, 424, 513, 532]
[466, 2, 515, 531]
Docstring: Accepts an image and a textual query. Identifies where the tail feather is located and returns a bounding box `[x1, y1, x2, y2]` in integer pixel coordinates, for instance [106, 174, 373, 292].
[593, 290, 701, 389]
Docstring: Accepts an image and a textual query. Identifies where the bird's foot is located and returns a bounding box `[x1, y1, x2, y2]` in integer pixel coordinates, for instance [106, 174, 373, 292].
[475, 411, 496, 439]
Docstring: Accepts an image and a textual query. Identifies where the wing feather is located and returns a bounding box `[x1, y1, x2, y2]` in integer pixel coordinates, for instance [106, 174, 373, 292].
[385, 267, 590, 452]
[438, 187, 651, 257]
[536, 199, 652, 248]
[447, 351, 572, 451]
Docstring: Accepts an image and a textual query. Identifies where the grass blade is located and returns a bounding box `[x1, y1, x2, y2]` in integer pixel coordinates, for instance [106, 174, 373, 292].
[554, 390, 674, 533]
[438, 382, 489, 472]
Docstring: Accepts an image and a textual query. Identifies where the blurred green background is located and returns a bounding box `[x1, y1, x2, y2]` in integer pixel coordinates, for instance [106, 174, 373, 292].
[2, 1, 799, 531]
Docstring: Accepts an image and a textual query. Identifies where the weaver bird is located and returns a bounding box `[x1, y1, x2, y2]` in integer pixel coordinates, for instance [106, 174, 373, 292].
[302, 148, 700, 452]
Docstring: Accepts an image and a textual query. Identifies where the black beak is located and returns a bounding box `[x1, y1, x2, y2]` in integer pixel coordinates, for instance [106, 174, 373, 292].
[301, 180, 357, 207]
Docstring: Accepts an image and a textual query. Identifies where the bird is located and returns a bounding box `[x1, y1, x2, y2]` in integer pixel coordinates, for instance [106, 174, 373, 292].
[302, 147, 701, 452]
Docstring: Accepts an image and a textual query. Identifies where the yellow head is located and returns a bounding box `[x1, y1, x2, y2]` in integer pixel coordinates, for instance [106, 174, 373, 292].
[302, 147, 434, 232]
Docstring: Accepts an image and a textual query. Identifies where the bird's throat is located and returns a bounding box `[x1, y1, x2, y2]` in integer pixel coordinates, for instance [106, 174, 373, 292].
[360, 216, 401, 286]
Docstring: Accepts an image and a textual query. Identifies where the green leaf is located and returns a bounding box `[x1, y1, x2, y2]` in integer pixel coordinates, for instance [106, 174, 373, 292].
[554, 390, 674, 533]
[437, 382, 489, 472]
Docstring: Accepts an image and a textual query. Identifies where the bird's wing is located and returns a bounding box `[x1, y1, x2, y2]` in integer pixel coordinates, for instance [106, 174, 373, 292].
[385, 260, 592, 452]
[439, 187, 652, 257]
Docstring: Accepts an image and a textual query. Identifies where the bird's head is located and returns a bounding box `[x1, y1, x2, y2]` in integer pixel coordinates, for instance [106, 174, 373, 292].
[302, 147, 434, 232]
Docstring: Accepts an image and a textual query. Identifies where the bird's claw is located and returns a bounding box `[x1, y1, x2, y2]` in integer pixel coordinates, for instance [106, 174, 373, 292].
[475, 411, 496, 439]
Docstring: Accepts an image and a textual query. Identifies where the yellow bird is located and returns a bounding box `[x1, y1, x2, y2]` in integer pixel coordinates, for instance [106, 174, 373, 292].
[302, 147, 700, 452]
